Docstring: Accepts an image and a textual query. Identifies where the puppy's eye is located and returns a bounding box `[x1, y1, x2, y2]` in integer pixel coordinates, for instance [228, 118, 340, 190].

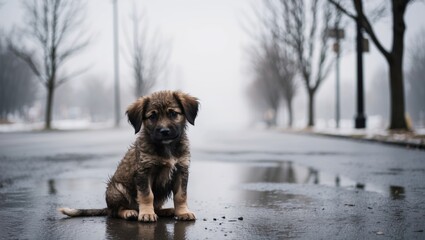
[148, 112, 158, 121]
[168, 110, 178, 119]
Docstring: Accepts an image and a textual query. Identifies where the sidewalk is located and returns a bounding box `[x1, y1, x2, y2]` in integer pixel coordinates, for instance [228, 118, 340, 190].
[285, 127, 425, 150]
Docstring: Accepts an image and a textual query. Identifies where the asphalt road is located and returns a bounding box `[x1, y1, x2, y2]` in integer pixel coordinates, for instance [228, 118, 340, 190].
[0, 127, 424, 239]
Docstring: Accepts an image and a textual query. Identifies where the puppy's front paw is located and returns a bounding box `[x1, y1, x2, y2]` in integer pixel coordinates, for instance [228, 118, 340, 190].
[175, 210, 196, 221]
[138, 212, 158, 222]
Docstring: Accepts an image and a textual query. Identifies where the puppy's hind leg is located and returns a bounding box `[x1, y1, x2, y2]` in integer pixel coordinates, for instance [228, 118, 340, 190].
[106, 182, 138, 221]
[117, 208, 138, 220]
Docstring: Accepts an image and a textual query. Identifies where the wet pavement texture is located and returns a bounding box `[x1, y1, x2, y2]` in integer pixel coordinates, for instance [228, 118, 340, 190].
[1, 128, 425, 239]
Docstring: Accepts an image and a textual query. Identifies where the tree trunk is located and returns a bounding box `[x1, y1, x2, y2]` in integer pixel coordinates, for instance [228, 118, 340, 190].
[287, 98, 293, 128]
[307, 90, 315, 127]
[388, 60, 407, 130]
[45, 83, 54, 130]
[388, 0, 408, 130]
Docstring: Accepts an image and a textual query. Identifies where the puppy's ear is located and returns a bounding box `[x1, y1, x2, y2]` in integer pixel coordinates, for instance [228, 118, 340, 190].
[173, 91, 199, 125]
[126, 97, 150, 134]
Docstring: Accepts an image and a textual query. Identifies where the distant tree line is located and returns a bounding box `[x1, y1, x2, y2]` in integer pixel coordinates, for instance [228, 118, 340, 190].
[0, 0, 168, 129]
[247, 0, 337, 128]
[0, 38, 37, 121]
[406, 29, 425, 128]
[248, 0, 423, 130]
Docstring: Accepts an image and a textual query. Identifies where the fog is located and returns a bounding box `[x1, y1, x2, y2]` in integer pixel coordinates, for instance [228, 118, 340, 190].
[1, 0, 425, 131]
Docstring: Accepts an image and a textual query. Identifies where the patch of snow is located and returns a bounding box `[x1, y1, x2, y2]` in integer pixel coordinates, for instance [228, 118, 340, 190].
[0, 119, 114, 132]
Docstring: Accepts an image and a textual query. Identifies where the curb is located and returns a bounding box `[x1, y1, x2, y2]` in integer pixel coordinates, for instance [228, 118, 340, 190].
[282, 129, 425, 150]
[314, 132, 425, 150]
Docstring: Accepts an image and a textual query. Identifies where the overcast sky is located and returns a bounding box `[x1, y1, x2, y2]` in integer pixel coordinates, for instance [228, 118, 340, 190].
[1, 0, 424, 130]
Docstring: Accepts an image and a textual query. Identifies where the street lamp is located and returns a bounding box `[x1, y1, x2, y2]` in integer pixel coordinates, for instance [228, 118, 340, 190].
[328, 28, 345, 129]
[112, 0, 121, 127]
[354, 1, 368, 129]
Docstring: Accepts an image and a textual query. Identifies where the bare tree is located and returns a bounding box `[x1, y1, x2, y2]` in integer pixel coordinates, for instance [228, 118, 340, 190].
[247, 76, 281, 127]
[8, 0, 89, 129]
[328, 0, 416, 130]
[287, 0, 333, 127]
[263, 0, 334, 127]
[265, 41, 298, 127]
[247, 34, 298, 127]
[247, 43, 282, 127]
[126, 2, 169, 98]
[247, 1, 298, 127]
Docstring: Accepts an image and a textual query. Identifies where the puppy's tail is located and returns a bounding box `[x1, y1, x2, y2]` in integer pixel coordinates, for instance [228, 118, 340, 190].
[58, 207, 108, 217]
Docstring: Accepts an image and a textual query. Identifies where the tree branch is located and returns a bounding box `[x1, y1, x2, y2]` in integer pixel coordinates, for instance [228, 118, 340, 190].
[57, 38, 90, 66]
[7, 42, 46, 86]
[328, 0, 391, 61]
[327, 0, 356, 20]
[55, 65, 90, 87]
[357, 11, 391, 61]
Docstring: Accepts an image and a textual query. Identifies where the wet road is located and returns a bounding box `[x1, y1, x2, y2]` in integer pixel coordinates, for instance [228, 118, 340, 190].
[0, 127, 424, 239]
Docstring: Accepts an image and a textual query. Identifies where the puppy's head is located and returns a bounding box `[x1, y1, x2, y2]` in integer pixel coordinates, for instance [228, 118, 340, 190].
[126, 90, 199, 144]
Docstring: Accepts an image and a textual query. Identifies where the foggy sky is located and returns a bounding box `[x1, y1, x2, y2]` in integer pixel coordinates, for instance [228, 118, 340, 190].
[1, 0, 424, 130]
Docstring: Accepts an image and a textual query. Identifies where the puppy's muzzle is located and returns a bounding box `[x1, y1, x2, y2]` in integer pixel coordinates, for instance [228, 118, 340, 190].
[159, 128, 171, 136]
[154, 127, 179, 143]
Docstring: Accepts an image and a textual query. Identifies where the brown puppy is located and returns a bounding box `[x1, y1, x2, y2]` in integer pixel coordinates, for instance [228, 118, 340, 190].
[59, 90, 199, 222]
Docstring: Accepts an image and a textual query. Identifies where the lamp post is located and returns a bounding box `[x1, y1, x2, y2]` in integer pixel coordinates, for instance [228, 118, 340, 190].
[354, 0, 366, 129]
[328, 27, 345, 129]
[112, 0, 121, 127]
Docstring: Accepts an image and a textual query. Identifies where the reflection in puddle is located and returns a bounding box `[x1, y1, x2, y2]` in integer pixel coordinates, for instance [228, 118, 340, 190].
[242, 161, 353, 187]
[237, 160, 406, 200]
[390, 186, 405, 200]
[105, 217, 194, 240]
[48, 179, 57, 195]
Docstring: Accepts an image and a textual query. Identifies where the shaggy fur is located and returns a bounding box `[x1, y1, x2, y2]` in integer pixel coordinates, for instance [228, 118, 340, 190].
[59, 90, 199, 222]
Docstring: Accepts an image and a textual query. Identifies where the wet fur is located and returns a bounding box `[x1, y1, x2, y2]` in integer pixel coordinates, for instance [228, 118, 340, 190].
[59, 91, 199, 222]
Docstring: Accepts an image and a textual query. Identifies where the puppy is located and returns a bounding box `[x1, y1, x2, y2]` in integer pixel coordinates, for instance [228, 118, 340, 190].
[59, 90, 199, 222]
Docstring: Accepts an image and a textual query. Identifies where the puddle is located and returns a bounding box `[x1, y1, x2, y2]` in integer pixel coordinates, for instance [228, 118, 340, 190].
[0, 157, 410, 240]
[192, 160, 406, 201]
[105, 217, 195, 240]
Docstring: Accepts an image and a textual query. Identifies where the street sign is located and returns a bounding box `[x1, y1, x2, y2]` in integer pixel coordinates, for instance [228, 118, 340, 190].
[332, 42, 340, 53]
[362, 38, 369, 52]
[328, 28, 345, 39]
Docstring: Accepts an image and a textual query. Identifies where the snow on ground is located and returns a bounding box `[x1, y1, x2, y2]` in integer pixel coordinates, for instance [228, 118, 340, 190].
[1, 117, 424, 148]
[0, 119, 114, 132]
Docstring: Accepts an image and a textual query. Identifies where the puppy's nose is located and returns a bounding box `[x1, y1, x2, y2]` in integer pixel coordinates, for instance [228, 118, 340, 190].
[159, 128, 170, 136]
